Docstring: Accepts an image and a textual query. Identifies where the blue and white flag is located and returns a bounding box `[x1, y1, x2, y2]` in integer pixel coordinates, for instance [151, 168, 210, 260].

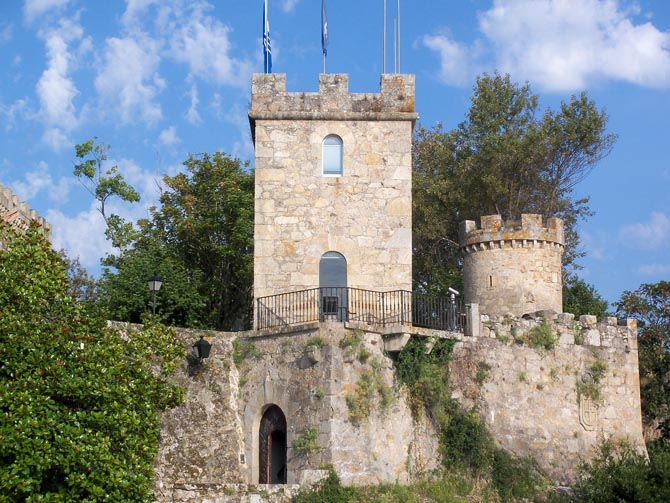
[263, 0, 272, 73]
[321, 0, 328, 57]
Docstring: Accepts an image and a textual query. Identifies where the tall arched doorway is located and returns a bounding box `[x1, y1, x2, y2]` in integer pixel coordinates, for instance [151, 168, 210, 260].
[319, 251, 348, 321]
[259, 405, 287, 484]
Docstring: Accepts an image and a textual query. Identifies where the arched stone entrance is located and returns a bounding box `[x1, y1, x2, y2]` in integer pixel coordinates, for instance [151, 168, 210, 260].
[259, 405, 287, 484]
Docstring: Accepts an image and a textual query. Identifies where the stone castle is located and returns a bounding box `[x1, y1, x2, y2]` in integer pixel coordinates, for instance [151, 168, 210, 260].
[152, 73, 646, 502]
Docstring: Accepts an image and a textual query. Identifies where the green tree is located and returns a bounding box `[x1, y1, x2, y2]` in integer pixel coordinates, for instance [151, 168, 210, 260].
[563, 275, 609, 318]
[413, 72, 615, 294]
[0, 222, 185, 502]
[73, 138, 140, 253]
[100, 152, 254, 330]
[616, 280, 670, 438]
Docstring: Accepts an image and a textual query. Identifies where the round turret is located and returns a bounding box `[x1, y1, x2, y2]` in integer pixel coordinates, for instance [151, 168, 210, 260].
[459, 214, 564, 317]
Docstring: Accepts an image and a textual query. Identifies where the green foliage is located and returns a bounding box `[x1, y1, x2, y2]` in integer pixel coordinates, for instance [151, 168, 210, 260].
[573, 439, 670, 503]
[576, 360, 608, 402]
[73, 138, 140, 252]
[292, 468, 356, 503]
[345, 367, 393, 423]
[292, 427, 319, 455]
[475, 361, 491, 386]
[616, 280, 670, 438]
[307, 336, 325, 348]
[563, 275, 609, 318]
[98, 151, 255, 331]
[524, 320, 557, 351]
[232, 338, 260, 366]
[0, 223, 185, 502]
[413, 72, 615, 295]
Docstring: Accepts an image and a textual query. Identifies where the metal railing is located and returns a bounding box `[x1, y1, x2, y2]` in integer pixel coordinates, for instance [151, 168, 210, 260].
[256, 287, 463, 332]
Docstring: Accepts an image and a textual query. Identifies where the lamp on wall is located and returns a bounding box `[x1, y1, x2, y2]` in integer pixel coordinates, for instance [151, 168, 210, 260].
[147, 275, 163, 315]
[194, 336, 212, 359]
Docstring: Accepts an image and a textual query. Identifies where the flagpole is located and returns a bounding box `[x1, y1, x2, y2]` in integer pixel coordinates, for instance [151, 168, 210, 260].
[397, 0, 400, 73]
[383, 0, 386, 74]
[321, 0, 328, 74]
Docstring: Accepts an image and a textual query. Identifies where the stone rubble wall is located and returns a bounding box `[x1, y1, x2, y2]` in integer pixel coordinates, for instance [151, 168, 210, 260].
[152, 314, 644, 499]
[0, 181, 52, 243]
[449, 312, 645, 484]
[153, 323, 440, 502]
[250, 74, 416, 305]
[460, 214, 564, 316]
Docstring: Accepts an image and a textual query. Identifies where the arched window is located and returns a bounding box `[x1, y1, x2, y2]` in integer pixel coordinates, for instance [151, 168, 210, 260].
[319, 251, 347, 321]
[322, 135, 343, 176]
[259, 405, 287, 484]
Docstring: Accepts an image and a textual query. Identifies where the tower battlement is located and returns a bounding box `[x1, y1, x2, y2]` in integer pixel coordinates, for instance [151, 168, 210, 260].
[459, 214, 564, 251]
[0, 182, 52, 242]
[459, 214, 564, 317]
[249, 73, 417, 127]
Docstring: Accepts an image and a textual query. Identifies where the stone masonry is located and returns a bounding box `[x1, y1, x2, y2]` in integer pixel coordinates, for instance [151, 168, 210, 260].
[460, 214, 564, 316]
[0, 181, 52, 243]
[152, 312, 645, 500]
[250, 74, 417, 310]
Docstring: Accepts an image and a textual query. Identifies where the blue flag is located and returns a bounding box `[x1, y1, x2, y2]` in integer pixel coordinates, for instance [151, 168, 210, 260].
[263, 0, 272, 73]
[321, 0, 328, 57]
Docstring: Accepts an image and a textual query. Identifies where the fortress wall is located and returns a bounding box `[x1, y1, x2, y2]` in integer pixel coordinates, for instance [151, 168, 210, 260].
[0, 181, 52, 243]
[449, 313, 645, 484]
[150, 314, 644, 499]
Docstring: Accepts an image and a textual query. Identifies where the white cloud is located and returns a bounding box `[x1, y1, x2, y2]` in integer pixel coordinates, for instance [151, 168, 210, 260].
[168, 7, 252, 87]
[280, 0, 300, 13]
[35, 20, 83, 149]
[159, 126, 180, 147]
[638, 263, 670, 276]
[0, 23, 12, 43]
[24, 0, 69, 23]
[421, 33, 483, 86]
[10, 160, 71, 204]
[423, 0, 670, 92]
[1, 98, 29, 130]
[95, 35, 164, 124]
[618, 212, 670, 250]
[186, 83, 201, 124]
[47, 204, 111, 268]
[479, 0, 670, 91]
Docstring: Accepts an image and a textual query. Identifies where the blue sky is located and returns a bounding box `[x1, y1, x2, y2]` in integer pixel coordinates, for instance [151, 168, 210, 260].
[1, 0, 669, 307]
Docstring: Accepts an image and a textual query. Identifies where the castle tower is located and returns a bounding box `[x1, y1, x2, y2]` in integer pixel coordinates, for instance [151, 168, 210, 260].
[459, 214, 564, 316]
[249, 74, 417, 308]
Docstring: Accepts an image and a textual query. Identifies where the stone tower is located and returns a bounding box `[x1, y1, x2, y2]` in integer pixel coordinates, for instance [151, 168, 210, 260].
[249, 74, 417, 306]
[459, 214, 564, 316]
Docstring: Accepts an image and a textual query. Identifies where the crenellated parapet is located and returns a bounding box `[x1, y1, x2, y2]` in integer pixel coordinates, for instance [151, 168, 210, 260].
[459, 214, 564, 252]
[249, 73, 417, 133]
[0, 181, 52, 243]
[459, 214, 564, 317]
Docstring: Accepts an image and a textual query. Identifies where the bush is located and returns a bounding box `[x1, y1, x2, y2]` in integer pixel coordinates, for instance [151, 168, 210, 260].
[574, 439, 670, 503]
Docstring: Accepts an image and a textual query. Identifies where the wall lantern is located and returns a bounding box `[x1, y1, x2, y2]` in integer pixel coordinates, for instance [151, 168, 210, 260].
[194, 336, 212, 359]
[147, 275, 162, 315]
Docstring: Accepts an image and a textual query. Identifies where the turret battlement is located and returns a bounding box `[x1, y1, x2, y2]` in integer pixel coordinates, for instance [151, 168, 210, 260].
[0, 182, 52, 242]
[459, 214, 564, 252]
[249, 73, 417, 125]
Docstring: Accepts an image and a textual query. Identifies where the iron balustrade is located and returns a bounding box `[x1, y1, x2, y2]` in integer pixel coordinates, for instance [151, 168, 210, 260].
[256, 287, 463, 332]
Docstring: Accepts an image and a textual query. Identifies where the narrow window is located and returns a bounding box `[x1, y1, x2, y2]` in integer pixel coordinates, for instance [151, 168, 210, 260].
[322, 135, 343, 176]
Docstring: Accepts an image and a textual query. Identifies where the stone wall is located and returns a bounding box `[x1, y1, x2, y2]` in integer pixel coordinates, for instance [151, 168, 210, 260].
[460, 214, 564, 316]
[153, 313, 644, 499]
[154, 323, 440, 502]
[250, 74, 417, 307]
[0, 181, 52, 243]
[449, 312, 645, 484]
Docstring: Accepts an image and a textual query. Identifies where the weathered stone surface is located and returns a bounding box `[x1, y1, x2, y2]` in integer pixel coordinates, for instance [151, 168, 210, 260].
[460, 215, 564, 316]
[0, 181, 52, 243]
[251, 74, 416, 322]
